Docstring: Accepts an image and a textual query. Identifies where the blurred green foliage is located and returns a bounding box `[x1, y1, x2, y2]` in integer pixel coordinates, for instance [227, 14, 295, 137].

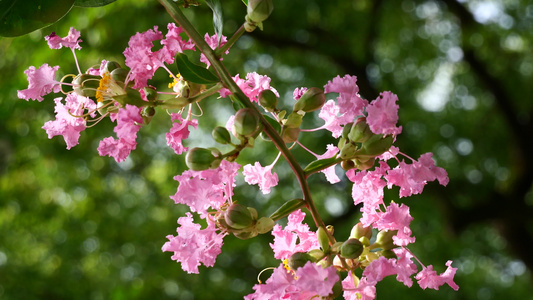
[1, 0, 533, 299]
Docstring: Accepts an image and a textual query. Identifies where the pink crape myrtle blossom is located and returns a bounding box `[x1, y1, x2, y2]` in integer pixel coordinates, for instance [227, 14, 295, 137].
[385, 153, 449, 198]
[97, 104, 143, 163]
[17, 64, 61, 101]
[366, 91, 402, 136]
[270, 210, 320, 260]
[42, 93, 97, 149]
[243, 162, 279, 194]
[375, 202, 415, 246]
[324, 75, 368, 126]
[218, 72, 279, 102]
[415, 260, 459, 291]
[45, 27, 82, 50]
[342, 275, 376, 300]
[200, 33, 229, 67]
[361, 248, 417, 290]
[315, 144, 340, 184]
[166, 113, 198, 155]
[160, 23, 196, 62]
[318, 100, 345, 138]
[162, 212, 225, 274]
[171, 160, 241, 215]
[245, 262, 338, 300]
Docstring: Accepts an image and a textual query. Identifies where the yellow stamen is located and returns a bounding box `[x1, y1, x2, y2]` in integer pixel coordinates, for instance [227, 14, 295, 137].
[96, 72, 111, 103]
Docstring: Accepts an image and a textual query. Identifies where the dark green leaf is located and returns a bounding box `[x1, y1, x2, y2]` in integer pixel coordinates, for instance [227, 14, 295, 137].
[269, 199, 306, 221]
[241, 0, 248, 5]
[174, 53, 220, 84]
[74, 0, 116, 7]
[205, 0, 223, 47]
[303, 156, 340, 176]
[0, 0, 74, 37]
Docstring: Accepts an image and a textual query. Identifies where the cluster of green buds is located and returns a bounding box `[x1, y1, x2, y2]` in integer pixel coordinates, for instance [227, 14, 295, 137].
[216, 203, 275, 239]
[245, 0, 274, 32]
[338, 118, 393, 171]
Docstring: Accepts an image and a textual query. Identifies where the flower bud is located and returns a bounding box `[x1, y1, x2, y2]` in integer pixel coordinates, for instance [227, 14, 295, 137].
[350, 222, 372, 240]
[340, 238, 364, 259]
[258, 89, 278, 112]
[357, 135, 393, 158]
[185, 147, 218, 171]
[110, 68, 128, 83]
[374, 230, 398, 250]
[247, 0, 274, 24]
[354, 157, 376, 171]
[359, 236, 370, 247]
[292, 87, 326, 113]
[288, 252, 315, 270]
[381, 249, 397, 259]
[233, 108, 262, 137]
[317, 226, 331, 253]
[234, 230, 258, 240]
[212, 126, 232, 144]
[225, 203, 254, 229]
[348, 118, 373, 143]
[340, 142, 359, 160]
[73, 74, 100, 97]
[281, 127, 300, 143]
[255, 217, 275, 234]
[142, 106, 156, 124]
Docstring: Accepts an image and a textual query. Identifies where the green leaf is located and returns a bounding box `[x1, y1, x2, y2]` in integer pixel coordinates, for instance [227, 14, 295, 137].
[174, 53, 220, 84]
[241, 0, 248, 5]
[204, 0, 223, 47]
[0, 0, 74, 37]
[303, 156, 340, 177]
[74, 0, 116, 7]
[269, 199, 306, 221]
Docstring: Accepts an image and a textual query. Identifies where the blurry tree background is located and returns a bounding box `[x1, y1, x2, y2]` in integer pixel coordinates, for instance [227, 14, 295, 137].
[1, 0, 532, 299]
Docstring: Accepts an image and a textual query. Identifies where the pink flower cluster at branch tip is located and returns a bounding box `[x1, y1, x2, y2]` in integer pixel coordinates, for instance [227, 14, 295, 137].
[243, 162, 279, 194]
[45, 27, 83, 50]
[17, 64, 61, 102]
[97, 104, 143, 163]
[245, 262, 339, 300]
[42, 93, 97, 149]
[270, 210, 320, 260]
[366, 91, 402, 136]
[166, 113, 198, 155]
[219, 72, 279, 102]
[200, 33, 229, 67]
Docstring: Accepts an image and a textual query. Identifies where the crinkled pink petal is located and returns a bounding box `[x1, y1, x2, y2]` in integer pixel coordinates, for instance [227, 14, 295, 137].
[97, 105, 142, 163]
[159, 23, 196, 65]
[293, 87, 308, 100]
[166, 113, 198, 155]
[316, 144, 340, 184]
[324, 74, 368, 124]
[318, 100, 344, 138]
[45, 27, 82, 50]
[245, 264, 298, 300]
[123, 26, 164, 89]
[415, 260, 459, 291]
[17, 64, 61, 101]
[270, 210, 320, 260]
[200, 33, 229, 67]
[342, 275, 376, 300]
[295, 262, 339, 297]
[162, 213, 224, 274]
[375, 202, 415, 246]
[243, 162, 279, 194]
[366, 91, 402, 136]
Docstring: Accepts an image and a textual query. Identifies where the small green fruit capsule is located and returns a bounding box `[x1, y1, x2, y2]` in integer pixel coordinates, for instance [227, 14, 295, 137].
[255, 217, 275, 234]
[340, 238, 364, 259]
[212, 126, 232, 144]
[247, 0, 274, 23]
[317, 226, 331, 253]
[185, 147, 217, 171]
[288, 252, 315, 270]
[375, 230, 398, 250]
[292, 87, 326, 112]
[233, 108, 262, 137]
[348, 118, 373, 143]
[225, 203, 254, 230]
[350, 222, 372, 240]
[258, 89, 278, 112]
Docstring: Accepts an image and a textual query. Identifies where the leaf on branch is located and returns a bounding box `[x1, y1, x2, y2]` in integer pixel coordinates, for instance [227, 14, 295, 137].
[204, 0, 223, 47]
[0, 0, 74, 37]
[175, 53, 220, 84]
[303, 157, 340, 177]
[269, 199, 306, 221]
[74, 0, 116, 7]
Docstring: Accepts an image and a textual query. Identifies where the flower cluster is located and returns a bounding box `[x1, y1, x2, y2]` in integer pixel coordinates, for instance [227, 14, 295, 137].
[19, 11, 458, 299]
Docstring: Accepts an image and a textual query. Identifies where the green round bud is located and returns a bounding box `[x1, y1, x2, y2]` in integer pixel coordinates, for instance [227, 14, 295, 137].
[233, 108, 262, 137]
[255, 217, 275, 234]
[225, 203, 254, 230]
[281, 127, 300, 143]
[247, 0, 274, 23]
[348, 118, 372, 143]
[212, 126, 232, 144]
[350, 222, 372, 240]
[110, 68, 128, 83]
[185, 147, 217, 171]
[288, 252, 315, 270]
[374, 230, 398, 250]
[293, 87, 326, 112]
[357, 135, 394, 158]
[258, 89, 278, 112]
[340, 238, 364, 259]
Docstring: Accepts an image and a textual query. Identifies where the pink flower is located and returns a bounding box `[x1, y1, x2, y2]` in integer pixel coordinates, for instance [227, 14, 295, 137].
[324, 74, 368, 125]
[160, 23, 196, 63]
[45, 27, 82, 50]
[385, 153, 449, 198]
[415, 261, 459, 291]
[97, 104, 143, 163]
[166, 113, 198, 155]
[315, 144, 340, 184]
[200, 33, 229, 67]
[270, 210, 320, 260]
[362, 248, 417, 288]
[162, 213, 224, 274]
[375, 202, 415, 246]
[318, 100, 344, 138]
[17, 64, 61, 101]
[123, 26, 164, 89]
[42, 94, 96, 149]
[366, 91, 402, 136]
[171, 160, 241, 215]
[293, 87, 308, 100]
[243, 162, 279, 194]
[245, 262, 338, 300]
[342, 275, 376, 300]
[219, 72, 279, 102]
